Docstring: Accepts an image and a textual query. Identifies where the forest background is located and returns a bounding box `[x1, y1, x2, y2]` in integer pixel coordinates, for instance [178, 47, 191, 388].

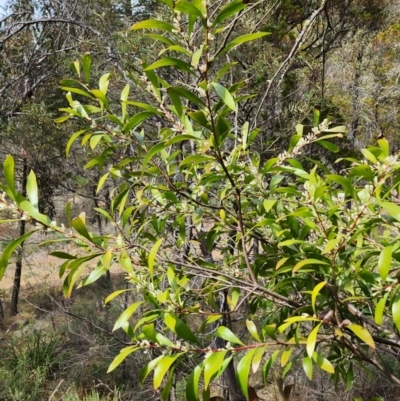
[1, 0, 400, 400]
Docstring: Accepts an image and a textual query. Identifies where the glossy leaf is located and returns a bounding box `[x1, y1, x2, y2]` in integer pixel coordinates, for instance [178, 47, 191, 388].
[212, 82, 236, 111]
[347, 324, 375, 348]
[302, 356, 313, 380]
[237, 349, 257, 399]
[378, 246, 392, 282]
[204, 351, 227, 390]
[0, 230, 37, 280]
[215, 326, 244, 345]
[311, 281, 326, 313]
[154, 353, 183, 389]
[307, 323, 322, 358]
[148, 239, 163, 277]
[113, 301, 143, 331]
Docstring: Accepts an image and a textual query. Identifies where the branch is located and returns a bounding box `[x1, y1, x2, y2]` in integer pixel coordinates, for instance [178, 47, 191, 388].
[250, 0, 328, 130]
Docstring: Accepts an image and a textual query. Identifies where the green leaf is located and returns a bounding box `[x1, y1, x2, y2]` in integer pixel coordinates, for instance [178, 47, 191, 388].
[361, 148, 377, 164]
[0, 230, 37, 280]
[123, 111, 154, 132]
[139, 355, 164, 383]
[131, 19, 175, 32]
[302, 356, 313, 380]
[3, 155, 16, 196]
[218, 32, 270, 56]
[375, 293, 388, 326]
[212, 82, 236, 111]
[186, 364, 203, 401]
[392, 296, 400, 332]
[143, 142, 167, 171]
[307, 323, 322, 357]
[312, 352, 334, 374]
[347, 324, 375, 348]
[175, 0, 205, 19]
[293, 259, 329, 273]
[26, 170, 38, 209]
[246, 320, 261, 342]
[154, 353, 183, 389]
[107, 346, 138, 373]
[145, 58, 194, 74]
[311, 281, 326, 314]
[263, 199, 276, 213]
[72, 215, 92, 242]
[317, 140, 339, 153]
[280, 348, 292, 367]
[380, 202, 400, 223]
[237, 349, 257, 399]
[164, 312, 201, 345]
[105, 289, 131, 305]
[378, 246, 392, 282]
[82, 53, 91, 83]
[113, 301, 143, 331]
[148, 238, 163, 277]
[252, 346, 266, 374]
[262, 350, 279, 384]
[66, 129, 87, 157]
[215, 326, 244, 345]
[212, 0, 246, 27]
[204, 351, 227, 389]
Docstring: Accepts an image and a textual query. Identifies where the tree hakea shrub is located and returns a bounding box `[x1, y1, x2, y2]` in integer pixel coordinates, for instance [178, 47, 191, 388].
[2, 1, 400, 399]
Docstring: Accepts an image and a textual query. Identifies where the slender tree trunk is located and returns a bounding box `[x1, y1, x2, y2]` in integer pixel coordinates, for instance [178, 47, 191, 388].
[350, 49, 363, 150]
[10, 154, 28, 316]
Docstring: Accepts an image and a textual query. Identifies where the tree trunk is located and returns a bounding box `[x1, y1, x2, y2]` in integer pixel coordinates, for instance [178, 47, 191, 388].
[10, 154, 28, 316]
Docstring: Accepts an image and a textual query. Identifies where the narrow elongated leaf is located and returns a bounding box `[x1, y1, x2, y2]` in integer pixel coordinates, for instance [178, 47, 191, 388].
[175, 0, 205, 19]
[262, 350, 279, 384]
[312, 352, 334, 374]
[347, 324, 375, 348]
[148, 239, 163, 277]
[105, 289, 132, 305]
[293, 259, 329, 273]
[212, 83, 236, 111]
[378, 246, 392, 282]
[123, 111, 154, 132]
[212, 0, 246, 27]
[154, 353, 183, 389]
[0, 230, 37, 279]
[131, 19, 175, 32]
[307, 323, 322, 357]
[3, 155, 16, 195]
[186, 364, 203, 401]
[204, 351, 227, 390]
[380, 202, 400, 222]
[375, 293, 388, 325]
[312, 281, 326, 313]
[113, 301, 143, 331]
[237, 349, 257, 399]
[164, 313, 201, 345]
[107, 346, 139, 373]
[281, 348, 292, 367]
[143, 142, 167, 171]
[215, 326, 244, 345]
[82, 53, 92, 83]
[219, 32, 270, 56]
[26, 170, 38, 209]
[72, 215, 92, 241]
[246, 320, 261, 342]
[252, 346, 266, 374]
[303, 356, 313, 380]
[145, 58, 194, 74]
[392, 296, 400, 332]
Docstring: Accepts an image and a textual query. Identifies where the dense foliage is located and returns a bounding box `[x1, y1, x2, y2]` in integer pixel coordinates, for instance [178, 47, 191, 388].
[2, 1, 400, 400]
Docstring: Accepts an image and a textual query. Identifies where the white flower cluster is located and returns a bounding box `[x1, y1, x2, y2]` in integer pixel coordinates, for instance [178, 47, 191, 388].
[277, 119, 331, 166]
